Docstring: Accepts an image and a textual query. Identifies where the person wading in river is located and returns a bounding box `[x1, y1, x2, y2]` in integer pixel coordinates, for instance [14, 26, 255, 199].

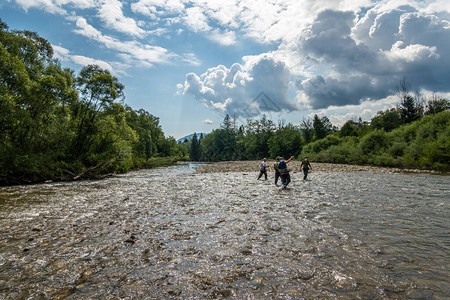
[274, 157, 281, 186]
[300, 156, 312, 180]
[257, 158, 268, 180]
[278, 156, 294, 189]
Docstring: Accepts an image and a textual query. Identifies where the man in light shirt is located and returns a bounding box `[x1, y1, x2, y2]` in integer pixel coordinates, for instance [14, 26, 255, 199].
[257, 158, 268, 180]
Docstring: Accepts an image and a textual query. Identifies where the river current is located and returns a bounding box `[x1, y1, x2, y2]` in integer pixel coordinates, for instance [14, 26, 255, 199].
[0, 164, 448, 299]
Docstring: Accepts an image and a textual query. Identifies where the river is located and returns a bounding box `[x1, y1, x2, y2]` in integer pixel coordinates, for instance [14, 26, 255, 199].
[0, 163, 448, 299]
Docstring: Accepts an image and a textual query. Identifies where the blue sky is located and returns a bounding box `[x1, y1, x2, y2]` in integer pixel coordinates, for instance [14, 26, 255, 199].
[1, 0, 449, 139]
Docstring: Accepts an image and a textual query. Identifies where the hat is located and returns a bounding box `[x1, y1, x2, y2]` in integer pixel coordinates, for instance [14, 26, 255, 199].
[279, 157, 284, 160]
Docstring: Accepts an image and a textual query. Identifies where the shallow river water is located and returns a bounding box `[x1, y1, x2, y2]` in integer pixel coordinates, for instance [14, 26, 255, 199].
[0, 164, 448, 299]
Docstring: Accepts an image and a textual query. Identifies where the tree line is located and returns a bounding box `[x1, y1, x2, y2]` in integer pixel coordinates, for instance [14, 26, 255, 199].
[185, 80, 449, 171]
[0, 20, 185, 185]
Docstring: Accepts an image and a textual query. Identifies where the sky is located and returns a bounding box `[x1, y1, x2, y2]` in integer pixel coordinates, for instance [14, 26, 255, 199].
[1, 0, 449, 139]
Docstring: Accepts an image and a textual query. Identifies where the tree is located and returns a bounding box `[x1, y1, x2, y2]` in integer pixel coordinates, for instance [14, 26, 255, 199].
[340, 120, 358, 137]
[0, 21, 78, 182]
[398, 95, 423, 124]
[189, 132, 200, 161]
[371, 108, 402, 132]
[397, 78, 423, 124]
[300, 118, 314, 144]
[72, 65, 125, 159]
[268, 126, 302, 158]
[313, 115, 332, 140]
[125, 107, 162, 160]
[425, 95, 449, 115]
[221, 114, 233, 130]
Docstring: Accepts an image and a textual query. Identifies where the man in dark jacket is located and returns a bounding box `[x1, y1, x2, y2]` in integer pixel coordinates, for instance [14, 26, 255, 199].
[278, 156, 294, 189]
[300, 156, 312, 180]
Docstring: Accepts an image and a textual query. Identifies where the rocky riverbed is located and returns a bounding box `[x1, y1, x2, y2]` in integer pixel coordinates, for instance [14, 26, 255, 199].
[195, 160, 436, 174]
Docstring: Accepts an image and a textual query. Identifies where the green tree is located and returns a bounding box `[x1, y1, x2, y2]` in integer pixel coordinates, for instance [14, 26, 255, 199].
[397, 78, 423, 124]
[300, 118, 314, 143]
[313, 115, 332, 140]
[0, 21, 78, 182]
[125, 107, 162, 160]
[268, 126, 302, 158]
[360, 130, 387, 155]
[371, 108, 402, 132]
[425, 95, 449, 115]
[339, 120, 358, 137]
[189, 133, 201, 161]
[72, 65, 125, 160]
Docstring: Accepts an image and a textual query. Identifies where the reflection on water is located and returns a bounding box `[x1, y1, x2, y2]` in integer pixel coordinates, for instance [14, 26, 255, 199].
[0, 164, 448, 298]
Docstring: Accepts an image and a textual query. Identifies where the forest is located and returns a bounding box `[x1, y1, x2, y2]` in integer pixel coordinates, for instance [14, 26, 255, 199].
[0, 20, 185, 185]
[1, 19, 449, 185]
[185, 89, 449, 171]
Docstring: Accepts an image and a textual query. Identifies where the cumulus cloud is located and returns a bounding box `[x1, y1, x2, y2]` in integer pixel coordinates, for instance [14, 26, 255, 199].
[203, 119, 214, 124]
[293, 5, 450, 109]
[179, 55, 298, 118]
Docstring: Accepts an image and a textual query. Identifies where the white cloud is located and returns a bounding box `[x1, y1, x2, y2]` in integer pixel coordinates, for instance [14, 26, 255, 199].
[292, 5, 450, 109]
[52, 44, 70, 58]
[72, 16, 188, 66]
[208, 29, 237, 46]
[15, 0, 67, 14]
[98, 0, 146, 38]
[184, 6, 211, 32]
[387, 42, 439, 63]
[14, 0, 95, 14]
[131, 0, 185, 19]
[52, 44, 126, 75]
[180, 55, 298, 117]
[203, 119, 214, 124]
[71, 55, 114, 72]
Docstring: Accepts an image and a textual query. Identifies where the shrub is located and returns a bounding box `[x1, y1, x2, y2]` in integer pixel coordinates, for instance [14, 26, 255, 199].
[360, 130, 387, 155]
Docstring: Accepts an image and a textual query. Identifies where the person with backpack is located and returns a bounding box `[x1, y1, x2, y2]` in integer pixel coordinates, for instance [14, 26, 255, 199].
[278, 156, 294, 189]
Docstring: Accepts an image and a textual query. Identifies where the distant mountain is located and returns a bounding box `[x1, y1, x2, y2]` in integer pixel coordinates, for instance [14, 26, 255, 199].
[177, 133, 207, 143]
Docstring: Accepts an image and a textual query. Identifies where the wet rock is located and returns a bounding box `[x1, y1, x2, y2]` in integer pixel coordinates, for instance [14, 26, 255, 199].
[167, 289, 181, 296]
[217, 289, 233, 297]
[240, 249, 252, 256]
[124, 235, 137, 244]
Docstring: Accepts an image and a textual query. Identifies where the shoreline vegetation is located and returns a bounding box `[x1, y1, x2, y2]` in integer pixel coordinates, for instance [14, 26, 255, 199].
[194, 160, 439, 174]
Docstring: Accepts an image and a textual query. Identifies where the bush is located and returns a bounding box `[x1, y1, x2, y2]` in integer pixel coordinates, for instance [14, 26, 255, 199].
[310, 134, 341, 153]
[360, 130, 387, 155]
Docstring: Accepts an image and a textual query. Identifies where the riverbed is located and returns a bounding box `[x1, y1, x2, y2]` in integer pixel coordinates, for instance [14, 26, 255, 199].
[0, 163, 448, 299]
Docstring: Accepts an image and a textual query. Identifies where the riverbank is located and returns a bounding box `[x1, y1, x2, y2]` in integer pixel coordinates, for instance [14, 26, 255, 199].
[195, 160, 438, 174]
